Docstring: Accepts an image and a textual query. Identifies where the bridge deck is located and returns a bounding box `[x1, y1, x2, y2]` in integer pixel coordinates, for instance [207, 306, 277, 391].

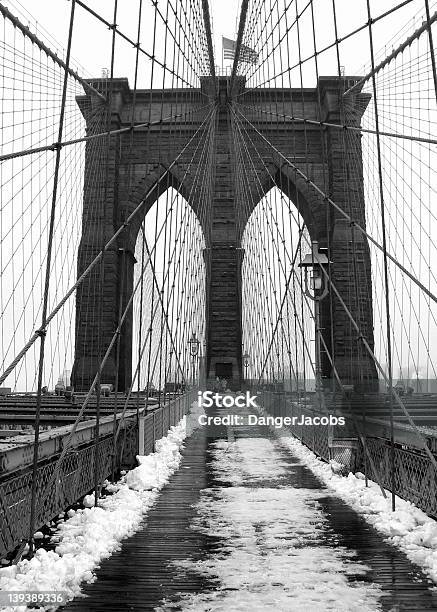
[61, 426, 437, 611]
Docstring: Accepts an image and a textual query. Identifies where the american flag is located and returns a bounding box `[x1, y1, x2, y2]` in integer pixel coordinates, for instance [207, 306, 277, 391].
[222, 36, 258, 64]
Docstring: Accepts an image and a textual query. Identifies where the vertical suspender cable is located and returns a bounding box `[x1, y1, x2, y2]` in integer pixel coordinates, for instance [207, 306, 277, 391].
[366, 0, 396, 511]
[94, 0, 119, 507]
[28, 0, 77, 554]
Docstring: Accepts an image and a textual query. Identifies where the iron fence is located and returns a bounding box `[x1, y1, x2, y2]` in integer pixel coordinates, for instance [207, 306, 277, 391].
[260, 391, 437, 518]
[0, 392, 193, 558]
[363, 437, 437, 516]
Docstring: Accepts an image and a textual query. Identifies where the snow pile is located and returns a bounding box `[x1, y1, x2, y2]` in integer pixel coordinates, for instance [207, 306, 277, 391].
[279, 434, 437, 584]
[0, 419, 188, 611]
[82, 495, 94, 509]
[160, 437, 382, 611]
[329, 459, 345, 475]
[125, 423, 186, 490]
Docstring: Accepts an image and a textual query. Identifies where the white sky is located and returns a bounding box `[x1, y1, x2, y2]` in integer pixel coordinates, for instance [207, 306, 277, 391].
[8, 0, 433, 83]
[1, 0, 436, 389]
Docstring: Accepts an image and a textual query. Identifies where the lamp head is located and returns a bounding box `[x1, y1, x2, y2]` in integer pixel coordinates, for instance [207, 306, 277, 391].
[188, 333, 200, 356]
[298, 241, 332, 300]
[298, 241, 330, 269]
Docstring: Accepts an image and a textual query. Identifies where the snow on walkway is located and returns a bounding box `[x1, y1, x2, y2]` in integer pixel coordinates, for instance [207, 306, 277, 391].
[279, 433, 437, 586]
[160, 436, 383, 611]
[0, 419, 188, 612]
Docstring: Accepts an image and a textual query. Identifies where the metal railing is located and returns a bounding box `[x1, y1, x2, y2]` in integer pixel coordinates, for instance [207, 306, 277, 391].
[260, 390, 437, 518]
[0, 392, 194, 558]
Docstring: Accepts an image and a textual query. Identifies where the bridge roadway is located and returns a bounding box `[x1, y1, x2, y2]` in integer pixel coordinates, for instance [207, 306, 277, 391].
[61, 422, 437, 611]
[0, 393, 160, 425]
[1, 391, 436, 434]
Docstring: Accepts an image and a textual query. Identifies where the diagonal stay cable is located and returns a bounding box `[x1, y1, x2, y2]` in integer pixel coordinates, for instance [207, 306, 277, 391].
[0, 2, 105, 101]
[37, 108, 217, 510]
[343, 9, 437, 97]
[36, 114, 215, 512]
[36, 230, 164, 514]
[0, 106, 215, 386]
[231, 101, 437, 471]
[236, 103, 437, 146]
[236, 0, 415, 97]
[0, 103, 213, 162]
[320, 259, 437, 473]
[255, 226, 306, 385]
[233, 105, 437, 306]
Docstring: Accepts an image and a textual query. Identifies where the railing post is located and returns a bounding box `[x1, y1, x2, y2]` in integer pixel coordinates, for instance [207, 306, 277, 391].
[138, 415, 145, 456]
[152, 412, 156, 452]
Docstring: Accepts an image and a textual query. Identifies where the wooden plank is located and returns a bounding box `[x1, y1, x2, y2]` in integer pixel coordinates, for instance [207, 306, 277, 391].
[64, 429, 216, 611]
[62, 427, 437, 610]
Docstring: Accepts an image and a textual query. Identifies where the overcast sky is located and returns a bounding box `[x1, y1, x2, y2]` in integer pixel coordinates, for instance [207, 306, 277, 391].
[7, 0, 430, 84]
[1, 0, 436, 389]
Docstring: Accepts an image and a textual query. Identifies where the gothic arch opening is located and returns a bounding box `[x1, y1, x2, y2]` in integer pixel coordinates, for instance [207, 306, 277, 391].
[132, 187, 206, 394]
[241, 186, 316, 390]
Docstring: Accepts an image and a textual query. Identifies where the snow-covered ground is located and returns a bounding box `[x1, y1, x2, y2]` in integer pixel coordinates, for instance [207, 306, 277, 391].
[0, 419, 188, 612]
[5, 397, 437, 612]
[160, 437, 383, 611]
[279, 433, 437, 586]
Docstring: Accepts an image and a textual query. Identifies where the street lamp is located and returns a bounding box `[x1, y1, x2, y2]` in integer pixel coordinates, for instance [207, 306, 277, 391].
[299, 241, 330, 299]
[188, 333, 200, 388]
[243, 352, 250, 385]
[298, 241, 331, 396]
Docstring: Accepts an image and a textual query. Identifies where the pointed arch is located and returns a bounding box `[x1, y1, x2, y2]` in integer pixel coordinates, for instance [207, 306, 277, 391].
[240, 186, 315, 388]
[236, 159, 331, 246]
[131, 187, 207, 393]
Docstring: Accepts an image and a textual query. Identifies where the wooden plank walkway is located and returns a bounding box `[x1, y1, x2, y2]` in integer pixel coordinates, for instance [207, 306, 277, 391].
[61, 426, 437, 611]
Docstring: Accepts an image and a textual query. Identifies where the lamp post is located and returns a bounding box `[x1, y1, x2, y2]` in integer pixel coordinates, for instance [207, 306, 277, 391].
[298, 241, 331, 399]
[243, 352, 250, 387]
[188, 333, 200, 388]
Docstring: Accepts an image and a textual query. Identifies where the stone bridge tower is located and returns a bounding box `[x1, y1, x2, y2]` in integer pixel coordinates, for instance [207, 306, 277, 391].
[72, 75, 378, 393]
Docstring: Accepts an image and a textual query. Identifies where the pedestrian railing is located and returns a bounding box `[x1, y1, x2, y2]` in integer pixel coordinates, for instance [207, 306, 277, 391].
[260, 390, 437, 518]
[0, 391, 194, 559]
